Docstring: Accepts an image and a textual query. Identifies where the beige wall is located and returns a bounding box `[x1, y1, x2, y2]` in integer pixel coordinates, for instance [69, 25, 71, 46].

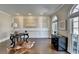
[51, 4, 74, 53]
[14, 16, 51, 38]
[14, 16, 24, 28]
[14, 16, 50, 28]
[0, 11, 12, 41]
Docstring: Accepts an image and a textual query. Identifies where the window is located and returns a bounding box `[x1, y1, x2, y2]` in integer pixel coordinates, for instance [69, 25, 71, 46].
[72, 8, 79, 13]
[71, 5, 79, 14]
[52, 16, 58, 35]
[72, 17, 79, 35]
[70, 4, 79, 54]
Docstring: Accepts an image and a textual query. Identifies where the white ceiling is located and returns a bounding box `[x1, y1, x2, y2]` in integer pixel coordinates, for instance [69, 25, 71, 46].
[0, 4, 63, 16]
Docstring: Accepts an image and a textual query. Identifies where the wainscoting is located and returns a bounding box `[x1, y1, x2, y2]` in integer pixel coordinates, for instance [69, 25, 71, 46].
[14, 28, 50, 38]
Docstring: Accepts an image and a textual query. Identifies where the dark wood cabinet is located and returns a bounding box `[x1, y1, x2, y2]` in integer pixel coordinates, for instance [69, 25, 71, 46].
[51, 34, 68, 51]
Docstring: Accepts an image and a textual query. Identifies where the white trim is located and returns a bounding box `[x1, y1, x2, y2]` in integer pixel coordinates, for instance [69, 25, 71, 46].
[0, 10, 10, 16]
[0, 36, 9, 43]
[69, 11, 79, 18]
[14, 28, 50, 38]
[70, 4, 77, 15]
[50, 4, 64, 16]
[14, 28, 49, 31]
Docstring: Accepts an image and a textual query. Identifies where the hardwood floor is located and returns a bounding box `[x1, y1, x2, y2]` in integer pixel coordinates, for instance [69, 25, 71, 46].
[0, 38, 68, 54]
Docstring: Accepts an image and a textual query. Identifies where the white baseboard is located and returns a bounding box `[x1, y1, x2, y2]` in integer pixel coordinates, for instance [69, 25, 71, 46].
[0, 36, 9, 43]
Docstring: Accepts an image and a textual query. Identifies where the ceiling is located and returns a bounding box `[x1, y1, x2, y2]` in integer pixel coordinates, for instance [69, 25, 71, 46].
[0, 4, 63, 16]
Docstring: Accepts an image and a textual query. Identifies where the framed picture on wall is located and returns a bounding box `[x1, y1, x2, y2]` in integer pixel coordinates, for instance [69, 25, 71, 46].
[59, 20, 66, 30]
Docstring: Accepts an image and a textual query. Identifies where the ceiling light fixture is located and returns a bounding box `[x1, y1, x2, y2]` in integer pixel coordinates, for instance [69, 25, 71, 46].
[40, 13, 43, 16]
[28, 13, 32, 15]
[15, 13, 20, 16]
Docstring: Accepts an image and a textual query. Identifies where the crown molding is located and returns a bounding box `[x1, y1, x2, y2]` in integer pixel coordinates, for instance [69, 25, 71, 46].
[0, 10, 10, 16]
[50, 4, 64, 17]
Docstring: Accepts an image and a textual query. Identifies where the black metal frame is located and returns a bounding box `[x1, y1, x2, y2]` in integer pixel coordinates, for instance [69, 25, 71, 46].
[10, 32, 29, 48]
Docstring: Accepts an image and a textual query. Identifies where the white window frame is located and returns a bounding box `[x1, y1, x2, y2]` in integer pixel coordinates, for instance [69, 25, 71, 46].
[70, 4, 79, 54]
[52, 16, 58, 35]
